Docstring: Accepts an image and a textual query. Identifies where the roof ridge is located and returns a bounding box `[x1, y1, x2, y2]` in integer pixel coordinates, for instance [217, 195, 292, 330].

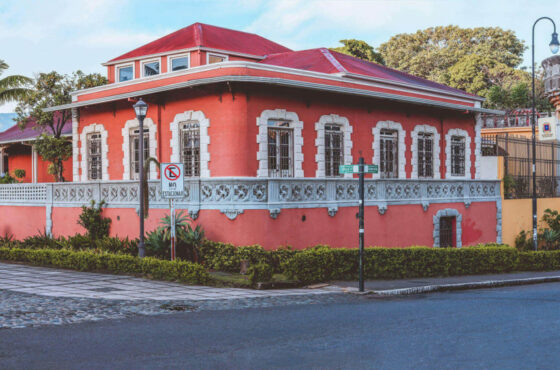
[319, 48, 347, 73]
[194, 23, 203, 46]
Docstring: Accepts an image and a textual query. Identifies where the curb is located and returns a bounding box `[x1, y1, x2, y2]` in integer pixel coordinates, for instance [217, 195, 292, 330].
[361, 276, 560, 296]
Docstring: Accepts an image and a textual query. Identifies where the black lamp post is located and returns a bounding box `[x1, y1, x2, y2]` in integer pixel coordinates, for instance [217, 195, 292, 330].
[133, 98, 148, 257]
[532, 18, 559, 251]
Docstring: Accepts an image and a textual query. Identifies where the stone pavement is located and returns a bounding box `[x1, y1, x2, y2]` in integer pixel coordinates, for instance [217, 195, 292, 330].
[0, 262, 344, 300]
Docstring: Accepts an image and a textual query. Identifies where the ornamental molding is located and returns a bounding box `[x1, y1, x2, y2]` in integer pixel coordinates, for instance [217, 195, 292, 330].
[411, 124, 441, 179]
[72, 108, 80, 182]
[121, 117, 158, 180]
[79, 123, 109, 181]
[372, 120, 406, 179]
[170, 110, 210, 178]
[444, 128, 471, 180]
[221, 208, 244, 220]
[433, 208, 462, 247]
[256, 109, 304, 178]
[474, 114, 483, 179]
[314, 114, 353, 178]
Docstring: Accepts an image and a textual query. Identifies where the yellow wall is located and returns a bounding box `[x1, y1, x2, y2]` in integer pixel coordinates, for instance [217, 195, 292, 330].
[502, 197, 560, 246]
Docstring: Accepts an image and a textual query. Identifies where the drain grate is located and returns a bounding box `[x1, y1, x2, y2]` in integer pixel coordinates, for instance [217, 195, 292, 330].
[88, 287, 123, 293]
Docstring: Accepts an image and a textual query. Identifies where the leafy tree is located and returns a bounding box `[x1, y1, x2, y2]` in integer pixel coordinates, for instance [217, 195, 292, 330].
[0, 60, 32, 104]
[377, 25, 543, 108]
[331, 39, 385, 65]
[34, 133, 72, 182]
[15, 71, 106, 181]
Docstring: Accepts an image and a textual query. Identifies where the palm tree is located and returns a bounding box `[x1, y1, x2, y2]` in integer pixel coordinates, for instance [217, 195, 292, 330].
[0, 60, 31, 104]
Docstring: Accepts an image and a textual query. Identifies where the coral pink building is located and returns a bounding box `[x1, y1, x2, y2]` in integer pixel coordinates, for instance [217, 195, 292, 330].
[0, 23, 503, 249]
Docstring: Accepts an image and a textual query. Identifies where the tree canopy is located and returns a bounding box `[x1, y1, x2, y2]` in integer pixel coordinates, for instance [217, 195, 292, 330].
[331, 39, 385, 65]
[15, 70, 107, 181]
[0, 60, 32, 105]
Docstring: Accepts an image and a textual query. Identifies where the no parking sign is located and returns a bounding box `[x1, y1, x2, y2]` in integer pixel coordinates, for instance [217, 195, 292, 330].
[161, 163, 184, 199]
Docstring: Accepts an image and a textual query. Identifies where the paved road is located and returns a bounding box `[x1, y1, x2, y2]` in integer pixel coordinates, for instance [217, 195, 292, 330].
[3, 283, 560, 369]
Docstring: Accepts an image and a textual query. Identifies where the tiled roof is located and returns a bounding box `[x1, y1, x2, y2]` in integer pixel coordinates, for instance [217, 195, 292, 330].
[260, 48, 479, 99]
[0, 119, 72, 144]
[108, 23, 292, 63]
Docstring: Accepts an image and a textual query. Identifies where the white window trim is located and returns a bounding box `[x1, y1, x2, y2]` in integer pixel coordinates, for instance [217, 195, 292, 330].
[314, 114, 353, 178]
[411, 124, 441, 179]
[170, 110, 210, 178]
[372, 121, 406, 179]
[206, 52, 228, 64]
[445, 128, 471, 179]
[256, 109, 304, 178]
[122, 118, 158, 180]
[79, 123, 109, 181]
[141, 57, 161, 78]
[72, 108, 80, 181]
[115, 62, 135, 83]
[168, 53, 190, 73]
[474, 113, 483, 179]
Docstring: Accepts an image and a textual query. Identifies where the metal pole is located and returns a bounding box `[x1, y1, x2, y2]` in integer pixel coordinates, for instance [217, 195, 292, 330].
[138, 116, 146, 258]
[358, 157, 365, 292]
[171, 199, 176, 261]
[532, 17, 558, 251]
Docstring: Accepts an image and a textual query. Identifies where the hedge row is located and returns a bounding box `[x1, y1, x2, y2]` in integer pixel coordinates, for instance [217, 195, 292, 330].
[0, 248, 209, 285]
[281, 246, 560, 283]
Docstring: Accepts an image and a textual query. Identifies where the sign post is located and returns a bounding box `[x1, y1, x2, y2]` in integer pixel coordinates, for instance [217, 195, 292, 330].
[340, 159, 376, 292]
[161, 163, 185, 261]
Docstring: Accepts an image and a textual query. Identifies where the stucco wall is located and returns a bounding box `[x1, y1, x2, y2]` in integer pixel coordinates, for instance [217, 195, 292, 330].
[2, 201, 497, 249]
[77, 84, 478, 180]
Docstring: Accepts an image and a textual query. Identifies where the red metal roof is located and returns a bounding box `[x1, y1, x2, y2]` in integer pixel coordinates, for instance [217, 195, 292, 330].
[108, 23, 292, 63]
[0, 119, 72, 144]
[261, 48, 478, 99]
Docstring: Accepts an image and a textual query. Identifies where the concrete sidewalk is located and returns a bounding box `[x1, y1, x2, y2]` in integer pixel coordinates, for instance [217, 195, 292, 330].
[333, 270, 560, 295]
[0, 262, 343, 301]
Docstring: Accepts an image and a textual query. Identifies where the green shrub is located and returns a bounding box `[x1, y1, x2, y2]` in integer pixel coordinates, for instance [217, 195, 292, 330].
[78, 200, 111, 240]
[247, 262, 274, 284]
[0, 248, 209, 284]
[282, 246, 522, 283]
[13, 169, 25, 179]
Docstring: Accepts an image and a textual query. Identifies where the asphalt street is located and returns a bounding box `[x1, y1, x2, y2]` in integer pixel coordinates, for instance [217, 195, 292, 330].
[3, 283, 560, 369]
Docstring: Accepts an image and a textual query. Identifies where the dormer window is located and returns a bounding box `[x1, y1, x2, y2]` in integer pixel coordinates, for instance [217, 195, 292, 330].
[170, 55, 189, 71]
[207, 53, 228, 64]
[142, 59, 160, 77]
[117, 64, 133, 82]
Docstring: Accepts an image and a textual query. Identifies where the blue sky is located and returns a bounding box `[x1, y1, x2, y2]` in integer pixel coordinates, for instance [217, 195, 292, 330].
[1, 0, 559, 117]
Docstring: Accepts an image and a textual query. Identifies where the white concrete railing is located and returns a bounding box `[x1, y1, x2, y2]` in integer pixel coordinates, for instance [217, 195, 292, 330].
[0, 178, 500, 218]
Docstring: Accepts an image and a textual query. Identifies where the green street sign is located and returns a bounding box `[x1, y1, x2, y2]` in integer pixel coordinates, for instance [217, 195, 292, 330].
[339, 164, 378, 174]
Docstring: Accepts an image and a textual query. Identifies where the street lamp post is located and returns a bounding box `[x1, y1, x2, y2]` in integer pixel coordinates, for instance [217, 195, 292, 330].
[532, 18, 560, 251]
[133, 98, 148, 258]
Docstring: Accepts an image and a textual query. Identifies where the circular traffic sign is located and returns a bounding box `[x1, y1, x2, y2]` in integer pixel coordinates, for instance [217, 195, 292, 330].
[164, 164, 181, 181]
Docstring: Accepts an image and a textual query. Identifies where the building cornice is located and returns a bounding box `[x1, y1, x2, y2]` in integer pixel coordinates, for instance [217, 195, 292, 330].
[73, 61, 483, 105]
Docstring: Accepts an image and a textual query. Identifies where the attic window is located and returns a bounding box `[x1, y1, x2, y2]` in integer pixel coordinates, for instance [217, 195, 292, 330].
[142, 60, 160, 77]
[117, 65, 133, 82]
[170, 55, 189, 71]
[207, 53, 227, 64]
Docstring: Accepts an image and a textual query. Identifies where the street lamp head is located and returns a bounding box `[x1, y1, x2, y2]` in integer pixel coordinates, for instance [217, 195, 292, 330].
[133, 98, 148, 119]
[550, 32, 560, 54]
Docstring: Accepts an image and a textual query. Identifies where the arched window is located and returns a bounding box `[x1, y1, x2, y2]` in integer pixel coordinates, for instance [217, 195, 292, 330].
[445, 128, 471, 179]
[170, 110, 210, 178]
[79, 123, 108, 181]
[372, 121, 406, 179]
[315, 114, 353, 178]
[122, 118, 158, 180]
[411, 125, 441, 179]
[256, 109, 303, 178]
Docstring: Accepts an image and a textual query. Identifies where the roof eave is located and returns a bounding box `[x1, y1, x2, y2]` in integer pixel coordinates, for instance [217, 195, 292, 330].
[44, 75, 504, 115]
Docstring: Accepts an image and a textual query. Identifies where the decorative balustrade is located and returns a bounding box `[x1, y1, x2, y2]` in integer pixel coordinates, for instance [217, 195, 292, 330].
[0, 178, 500, 219]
